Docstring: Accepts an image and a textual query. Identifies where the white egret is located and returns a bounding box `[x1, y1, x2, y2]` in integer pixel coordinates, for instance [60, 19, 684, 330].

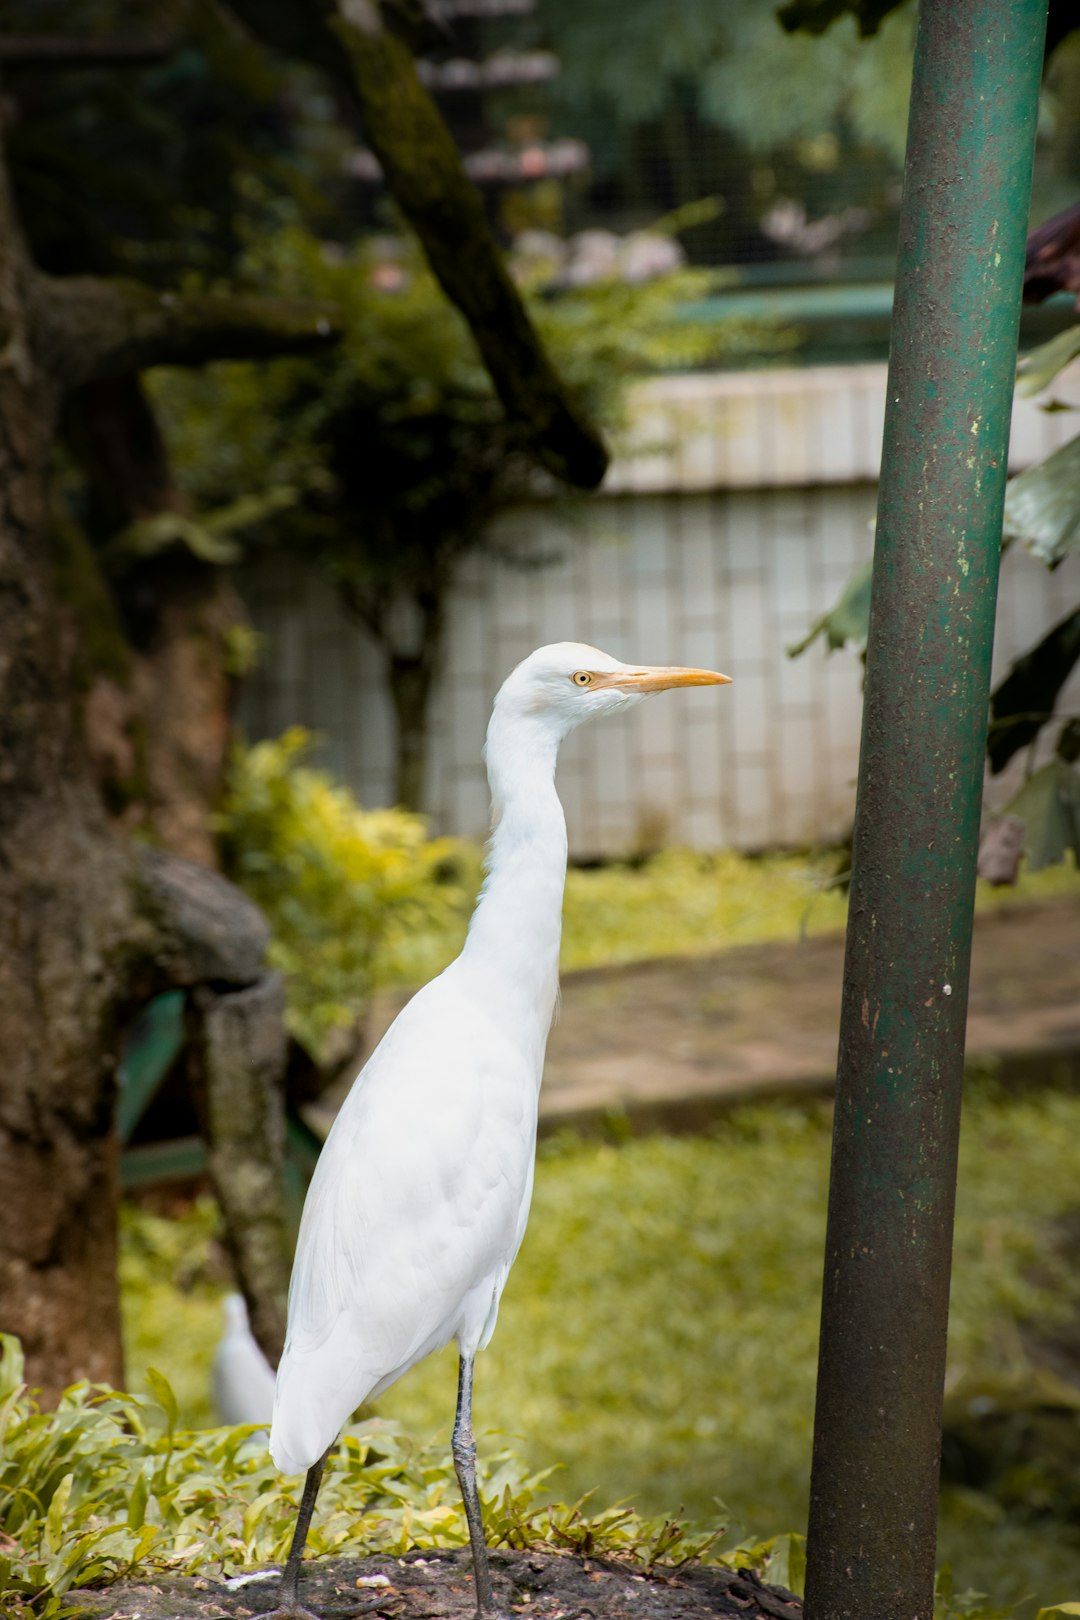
[268, 642, 730, 1619]
[213, 1294, 276, 1429]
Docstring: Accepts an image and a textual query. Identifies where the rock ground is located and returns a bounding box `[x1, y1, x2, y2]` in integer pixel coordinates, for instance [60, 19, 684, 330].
[66, 1548, 803, 1620]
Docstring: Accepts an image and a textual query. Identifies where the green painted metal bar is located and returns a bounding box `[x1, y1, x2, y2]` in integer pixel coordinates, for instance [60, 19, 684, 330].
[116, 990, 186, 1144]
[678, 285, 1075, 328]
[120, 1134, 207, 1191]
[801, 4, 1048, 1620]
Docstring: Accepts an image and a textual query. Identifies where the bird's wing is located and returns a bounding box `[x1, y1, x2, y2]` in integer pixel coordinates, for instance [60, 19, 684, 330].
[271, 975, 537, 1469]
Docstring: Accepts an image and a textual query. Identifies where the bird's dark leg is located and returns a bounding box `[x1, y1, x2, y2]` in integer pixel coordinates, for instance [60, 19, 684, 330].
[452, 1353, 504, 1619]
[269, 1447, 331, 1619]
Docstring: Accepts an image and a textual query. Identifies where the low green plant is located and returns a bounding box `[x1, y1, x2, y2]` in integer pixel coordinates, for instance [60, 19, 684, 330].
[0, 1332, 809, 1617]
[216, 729, 470, 1063]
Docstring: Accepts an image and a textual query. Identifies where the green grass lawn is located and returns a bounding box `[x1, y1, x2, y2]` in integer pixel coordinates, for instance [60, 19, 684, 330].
[123, 1084, 1080, 1617]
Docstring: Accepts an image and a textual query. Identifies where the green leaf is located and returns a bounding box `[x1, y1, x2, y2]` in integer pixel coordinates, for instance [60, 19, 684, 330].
[127, 1465, 150, 1531]
[1034, 1607, 1080, 1620]
[1001, 760, 1080, 870]
[106, 511, 242, 570]
[1016, 326, 1080, 398]
[787, 558, 873, 657]
[203, 485, 299, 537]
[0, 1333, 25, 1402]
[1002, 433, 1080, 565]
[143, 1367, 179, 1443]
[44, 1473, 73, 1557]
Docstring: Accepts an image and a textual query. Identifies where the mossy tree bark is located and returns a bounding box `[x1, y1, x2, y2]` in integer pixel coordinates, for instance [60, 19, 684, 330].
[0, 145, 333, 1400]
[65, 372, 246, 865]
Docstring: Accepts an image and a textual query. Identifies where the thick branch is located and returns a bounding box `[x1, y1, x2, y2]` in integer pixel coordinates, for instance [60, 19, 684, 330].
[189, 977, 292, 1367]
[31, 273, 339, 392]
[132, 847, 270, 991]
[223, 0, 609, 491]
[0, 33, 179, 68]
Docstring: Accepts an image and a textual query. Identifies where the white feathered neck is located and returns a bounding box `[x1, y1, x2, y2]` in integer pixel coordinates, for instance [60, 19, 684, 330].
[458, 701, 567, 1065]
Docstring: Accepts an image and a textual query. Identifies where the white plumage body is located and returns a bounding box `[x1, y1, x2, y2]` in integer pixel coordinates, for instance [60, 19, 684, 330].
[268, 642, 728, 1493]
[213, 1293, 277, 1429]
[270, 964, 545, 1474]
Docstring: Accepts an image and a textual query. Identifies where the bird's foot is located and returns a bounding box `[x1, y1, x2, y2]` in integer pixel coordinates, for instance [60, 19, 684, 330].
[256, 1580, 323, 1620]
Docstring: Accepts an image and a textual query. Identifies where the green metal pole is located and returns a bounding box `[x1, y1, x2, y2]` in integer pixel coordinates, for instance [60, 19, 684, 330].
[802, 5, 1048, 1620]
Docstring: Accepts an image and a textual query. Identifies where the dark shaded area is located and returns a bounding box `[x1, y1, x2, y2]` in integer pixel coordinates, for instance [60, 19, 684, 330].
[1024, 199, 1080, 303]
[988, 607, 1080, 774]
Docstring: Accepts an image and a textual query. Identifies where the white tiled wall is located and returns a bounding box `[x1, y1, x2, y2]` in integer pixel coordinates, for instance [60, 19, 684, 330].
[238, 364, 1080, 855]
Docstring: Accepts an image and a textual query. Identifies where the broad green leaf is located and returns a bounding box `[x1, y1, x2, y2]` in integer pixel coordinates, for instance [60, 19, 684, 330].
[788, 557, 872, 657]
[1001, 760, 1080, 870]
[126, 1465, 150, 1530]
[1034, 1607, 1080, 1620]
[0, 1334, 25, 1402]
[143, 1367, 179, 1443]
[1017, 326, 1080, 398]
[44, 1472, 73, 1557]
[1003, 433, 1080, 565]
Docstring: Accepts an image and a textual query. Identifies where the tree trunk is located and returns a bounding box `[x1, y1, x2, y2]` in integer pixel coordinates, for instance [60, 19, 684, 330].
[66, 373, 244, 866]
[0, 316, 133, 1394]
[0, 151, 330, 1401]
[344, 580, 445, 812]
[388, 647, 439, 810]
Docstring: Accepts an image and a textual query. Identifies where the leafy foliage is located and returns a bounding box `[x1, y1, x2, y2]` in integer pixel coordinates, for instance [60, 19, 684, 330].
[153, 219, 746, 537]
[529, 0, 914, 167]
[216, 730, 468, 1062]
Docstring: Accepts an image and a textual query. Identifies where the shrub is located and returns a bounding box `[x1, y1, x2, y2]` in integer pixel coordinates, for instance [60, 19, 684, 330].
[0, 1335, 785, 1617]
[217, 729, 469, 1065]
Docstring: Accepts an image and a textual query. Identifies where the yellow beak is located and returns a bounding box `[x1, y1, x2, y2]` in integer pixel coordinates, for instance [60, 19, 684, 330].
[603, 665, 732, 693]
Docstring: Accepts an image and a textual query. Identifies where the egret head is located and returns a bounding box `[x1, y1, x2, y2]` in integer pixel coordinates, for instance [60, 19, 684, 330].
[493, 641, 731, 742]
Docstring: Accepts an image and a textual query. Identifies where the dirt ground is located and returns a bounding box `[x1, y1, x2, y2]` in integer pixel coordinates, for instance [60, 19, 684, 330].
[66, 1548, 803, 1620]
[361, 896, 1080, 1133]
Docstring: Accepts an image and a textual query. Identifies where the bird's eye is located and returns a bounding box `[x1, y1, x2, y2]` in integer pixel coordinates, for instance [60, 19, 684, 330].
[571, 671, 593, 687]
